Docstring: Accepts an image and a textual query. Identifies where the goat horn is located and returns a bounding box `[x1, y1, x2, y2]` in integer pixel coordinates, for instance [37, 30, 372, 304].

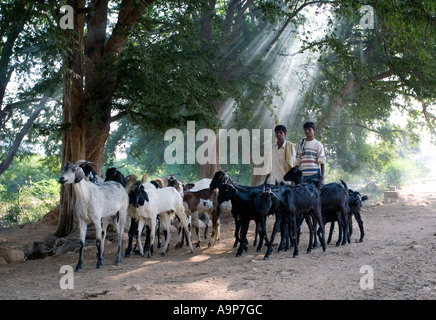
[75, 160, 87, 165]
[115, 164, 125, 170]
[75, 160, 97, 167]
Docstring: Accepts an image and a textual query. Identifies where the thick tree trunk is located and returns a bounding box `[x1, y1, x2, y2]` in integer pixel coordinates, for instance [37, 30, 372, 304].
[55, 0, 86, 238]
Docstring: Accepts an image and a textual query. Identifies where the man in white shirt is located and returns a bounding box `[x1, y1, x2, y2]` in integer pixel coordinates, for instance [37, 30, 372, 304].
[264, 125, 296, 185]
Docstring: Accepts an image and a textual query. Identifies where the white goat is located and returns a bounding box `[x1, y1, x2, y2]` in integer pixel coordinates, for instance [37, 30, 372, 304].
[59, 162, 129, 271]
[127, 181, 194, 257]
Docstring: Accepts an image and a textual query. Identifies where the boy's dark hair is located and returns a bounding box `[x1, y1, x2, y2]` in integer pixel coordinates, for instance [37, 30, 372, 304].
[274, 125, 287, 134]
[303, 122, 316, 130]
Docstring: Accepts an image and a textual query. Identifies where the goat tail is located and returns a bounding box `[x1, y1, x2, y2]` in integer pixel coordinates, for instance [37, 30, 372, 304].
[340, 179, 348, 193]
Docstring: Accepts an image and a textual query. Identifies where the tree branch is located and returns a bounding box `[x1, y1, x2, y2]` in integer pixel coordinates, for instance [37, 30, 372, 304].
[0, 92, 50, 176]
[342, 122, 408, 136]
[264, 0, 336, 53]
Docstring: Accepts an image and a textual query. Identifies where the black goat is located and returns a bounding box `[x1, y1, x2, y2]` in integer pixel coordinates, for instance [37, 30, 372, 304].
[210, 170, 233, 189]
[284, 167, 349, 247]
[263, 182, 326, 260]
[211, 171, 276, 255]
[283, 166, 321, 186]
[104, 166, 128, 186]
[318, 180, 350, 246]
[348, 190, 368, 242]
[328, 189, 368, 243]
[217, 184, 261, 257]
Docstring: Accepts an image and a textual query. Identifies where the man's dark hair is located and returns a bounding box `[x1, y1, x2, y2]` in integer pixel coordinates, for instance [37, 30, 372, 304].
[274, 124, 287, 134]
[303, 122, 316, 130]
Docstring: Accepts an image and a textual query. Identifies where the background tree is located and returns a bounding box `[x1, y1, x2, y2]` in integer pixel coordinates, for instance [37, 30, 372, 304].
[0, 0, 62, 176]
[277, 0, 435, 177]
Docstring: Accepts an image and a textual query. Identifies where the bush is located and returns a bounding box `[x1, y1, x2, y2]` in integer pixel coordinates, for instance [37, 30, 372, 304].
[0, 156, 60, 228]
[383, 158, 426, 188]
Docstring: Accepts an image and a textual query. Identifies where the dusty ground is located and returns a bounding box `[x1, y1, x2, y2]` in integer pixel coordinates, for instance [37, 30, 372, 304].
[0, 182, 435, 301]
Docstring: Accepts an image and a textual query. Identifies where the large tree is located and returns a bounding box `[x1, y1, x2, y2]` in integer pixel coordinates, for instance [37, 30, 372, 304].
[56, 0, 155, 237]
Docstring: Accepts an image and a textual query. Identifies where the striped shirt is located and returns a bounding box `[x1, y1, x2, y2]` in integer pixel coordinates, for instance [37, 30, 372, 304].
[295, 139, 326, 177]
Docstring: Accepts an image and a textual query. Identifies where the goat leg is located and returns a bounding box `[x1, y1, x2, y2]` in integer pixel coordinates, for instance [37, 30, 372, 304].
[76, 219, 87, 271]
[327, 222, 334, 245]
[305, 215, 314, 254]
[236, 220, 250, 257]
[264, 218, 281, 260]
[125, 218, 136, 257]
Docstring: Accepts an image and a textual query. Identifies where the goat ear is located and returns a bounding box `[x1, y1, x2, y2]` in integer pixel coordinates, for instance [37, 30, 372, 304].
[141, 174, 148, 183]
[142, 190, 149, 202]
[74, 167, 85, 183]
[362, 195, 368, 201]
[297, 170, 302, 178]
[125, 175, 137, 192]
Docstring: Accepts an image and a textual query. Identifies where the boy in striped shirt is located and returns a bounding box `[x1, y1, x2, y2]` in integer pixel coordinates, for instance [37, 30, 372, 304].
[295, 122, 326, 185]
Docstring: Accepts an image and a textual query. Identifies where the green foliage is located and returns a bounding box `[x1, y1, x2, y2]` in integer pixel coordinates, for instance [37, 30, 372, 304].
[383, 157, 427, 188]
[0, 155, 60, 228]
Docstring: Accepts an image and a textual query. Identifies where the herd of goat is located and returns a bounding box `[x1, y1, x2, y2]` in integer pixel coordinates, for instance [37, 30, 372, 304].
[58, 160, 368, 271]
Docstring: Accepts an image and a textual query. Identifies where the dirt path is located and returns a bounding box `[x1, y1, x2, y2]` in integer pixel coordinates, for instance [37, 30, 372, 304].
[0, 185, 435, 301]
